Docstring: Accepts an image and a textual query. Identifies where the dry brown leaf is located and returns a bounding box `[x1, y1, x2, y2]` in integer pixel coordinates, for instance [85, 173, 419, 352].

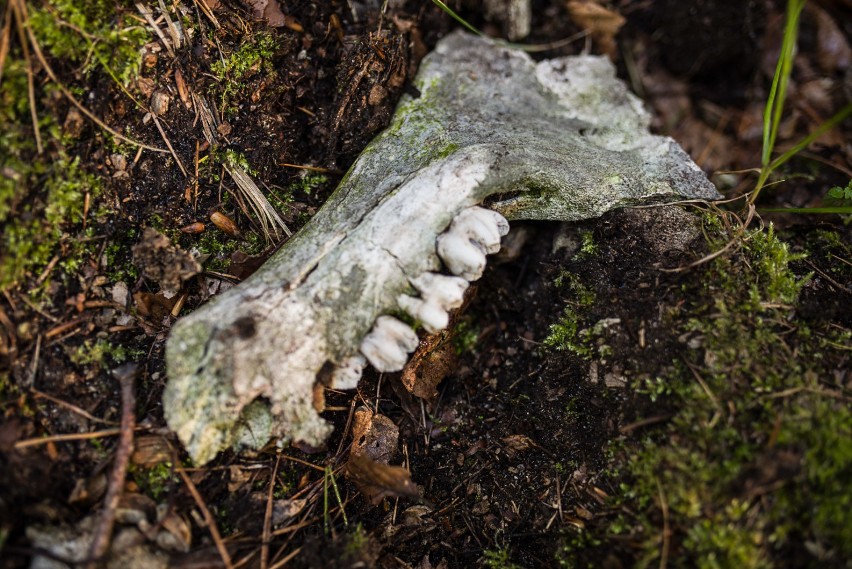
[810, 4, 851, 73]
[133, 291, 177, 321]
[131, 228, 201, 291]
[346, 453, 419, 505]
[245, 0, 289, 28]
[131, 435, 172, 467]
[566, 0, 625, 58]
[350, 407, 398, 463]
[401, 332, 457, 400]
[501, 434, 537, 458]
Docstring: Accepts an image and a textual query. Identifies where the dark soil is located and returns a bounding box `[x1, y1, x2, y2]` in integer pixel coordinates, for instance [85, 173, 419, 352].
[1, 1, 850, 568]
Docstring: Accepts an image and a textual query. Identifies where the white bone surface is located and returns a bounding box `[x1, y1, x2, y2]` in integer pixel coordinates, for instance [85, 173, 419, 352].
[329, 355, 367, 390]
[164, 31, 720, 464]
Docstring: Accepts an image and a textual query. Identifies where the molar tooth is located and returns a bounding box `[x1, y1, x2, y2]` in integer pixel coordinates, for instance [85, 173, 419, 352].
[329, 355, 366, 390]
[436, 232, 487, 281]
[360, 316, 420, 372]
[410, 273, 469, 309]
[398, 295, 449, 333]
[452, 206, 510, 254]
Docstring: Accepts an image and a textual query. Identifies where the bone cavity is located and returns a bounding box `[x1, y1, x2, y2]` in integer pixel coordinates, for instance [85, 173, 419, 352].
[360, 316, 420, 372]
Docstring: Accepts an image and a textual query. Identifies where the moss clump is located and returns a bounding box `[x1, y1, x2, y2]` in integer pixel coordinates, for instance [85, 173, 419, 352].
[544, 271, 596, 356]
[69, 339, 141, 368]
[483, 546, 522, 569]
[211, 32, 279, 111]
[132, 462, 177, 502]
[29, 0, 148, 85]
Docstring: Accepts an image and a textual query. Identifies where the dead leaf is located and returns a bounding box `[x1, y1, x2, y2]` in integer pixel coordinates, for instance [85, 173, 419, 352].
[401, 331, 458, 399]
[346, 453, 420, 505]
[501, 434, 537, 458]
[131, 436, 172, 467]
[244, 0, 289, 28]
[350, 407, 398, 463]
[566, 1, 625, 58]
[272, 498, 307, 526]
[810, 4, 851, 73]
[133, 291, 177, 321]
[132, 228, 201, 291]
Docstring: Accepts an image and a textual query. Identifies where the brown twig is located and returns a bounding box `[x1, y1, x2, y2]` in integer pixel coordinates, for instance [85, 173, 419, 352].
[152, 113, 188, 176]
[15, 428, 123, 449]
[656, 477, 670, 569]
[176, 466, 235, 569]
[0, 1, 12, 85]
[10, 0, 43, 154]
[261, 452, 282, 569]
[31, 388, 119, 426]
[86, 363, 139, 568]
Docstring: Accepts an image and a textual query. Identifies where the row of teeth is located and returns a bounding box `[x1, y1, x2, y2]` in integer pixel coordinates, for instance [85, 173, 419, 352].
[330, 206, 510, 389]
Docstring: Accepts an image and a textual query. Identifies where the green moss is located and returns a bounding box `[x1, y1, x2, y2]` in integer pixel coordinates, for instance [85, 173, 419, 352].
[483, 546, 522, 569]
[211, 33, 277, 81]
[211, 32, 279, 112]
[132, 462, 177, 502]
[0, 0, 147, 291]
[579, 230, 599, 257]
[453, 318, 480, 355]
[29, 0, 148, 86]
[194, 226, 264, 273]
[69, 339, 140, 368]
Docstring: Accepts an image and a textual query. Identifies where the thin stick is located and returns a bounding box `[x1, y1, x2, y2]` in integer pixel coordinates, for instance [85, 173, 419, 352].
[656, 477, 670, 569]
[261, 452, 282, 569]
[31, 388, 118, 426]
[15, 428, 122, 449]
[268, 546, 302, 569]
[177, 466, 235, 569]
[10, 0, 42, 153]
[152, 114, 188, 177]
[0, 1, 12, 86]
[85, 364, 138, 568]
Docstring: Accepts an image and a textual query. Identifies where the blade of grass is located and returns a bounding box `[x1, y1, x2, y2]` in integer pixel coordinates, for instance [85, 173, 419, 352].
[762, 0, 806, 167]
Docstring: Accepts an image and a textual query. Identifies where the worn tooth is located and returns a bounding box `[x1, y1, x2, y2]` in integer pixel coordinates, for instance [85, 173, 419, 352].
[436, 232, 487, 281]
[452, 206, 510, 254]
[329, 354, 366, 390]
[483, 208, 510, 237]
[454, 208, 502, 254]
[398, 295, 449, 333]
[360, 316, 420, 372]
[410, 273, 469, 310]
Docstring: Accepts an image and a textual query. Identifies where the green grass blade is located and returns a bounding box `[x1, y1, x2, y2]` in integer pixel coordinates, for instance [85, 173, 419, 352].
[430, 0, 484, 37]
[767, 103, 852, 172]
[762, 0, 806, 166]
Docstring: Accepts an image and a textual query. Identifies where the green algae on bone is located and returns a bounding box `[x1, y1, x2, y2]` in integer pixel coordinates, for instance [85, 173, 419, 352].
[164, 31, 720, 464]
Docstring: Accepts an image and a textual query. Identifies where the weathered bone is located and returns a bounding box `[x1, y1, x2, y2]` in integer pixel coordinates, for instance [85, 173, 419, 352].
[164, 31, 720, 464]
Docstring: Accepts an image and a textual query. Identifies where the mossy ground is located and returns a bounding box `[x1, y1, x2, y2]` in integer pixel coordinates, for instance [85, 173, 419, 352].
[546, 218, 851, 568]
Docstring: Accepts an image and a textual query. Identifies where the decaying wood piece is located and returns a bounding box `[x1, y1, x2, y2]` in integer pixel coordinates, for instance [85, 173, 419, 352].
[164, 31, 720, 464]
